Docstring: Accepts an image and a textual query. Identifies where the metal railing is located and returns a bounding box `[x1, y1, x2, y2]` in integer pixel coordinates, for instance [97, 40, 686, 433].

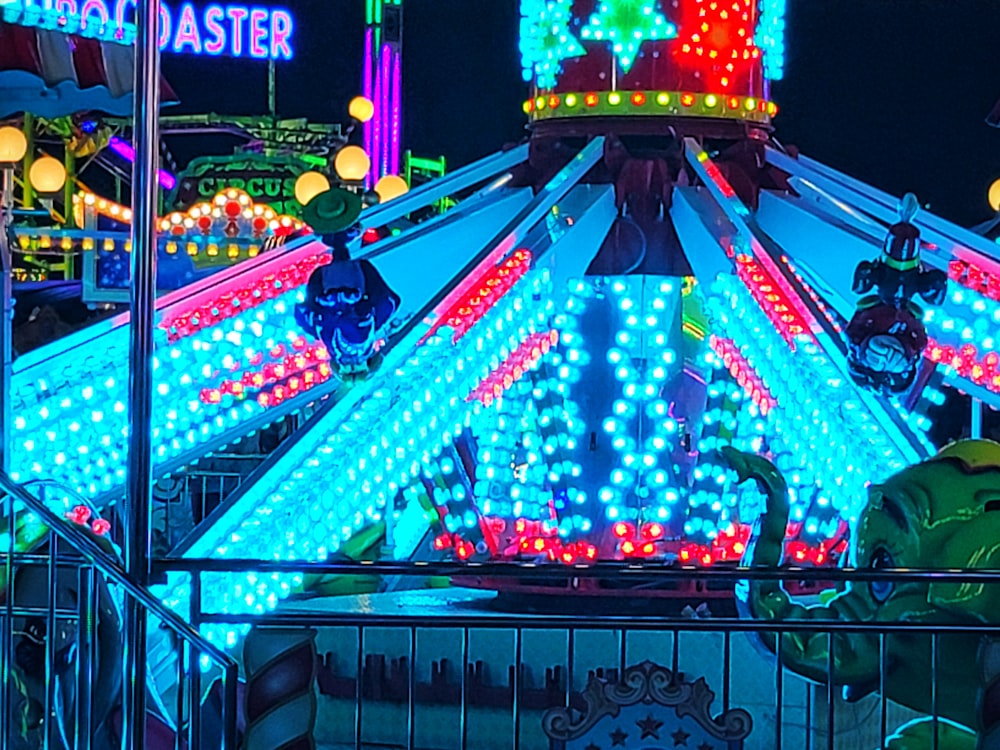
[154, 456, 264, 554]
[1, 472, 238, 750]
[157, 558, 1000, 750]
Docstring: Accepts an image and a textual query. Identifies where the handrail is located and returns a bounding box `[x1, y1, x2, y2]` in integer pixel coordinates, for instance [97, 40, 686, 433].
[153, 557, 1000, 585]
[0, 470, 237, 671]
[766, 146, 1000, 271]
[191, 611, 1000, 635]
[359, 143, 529, 230]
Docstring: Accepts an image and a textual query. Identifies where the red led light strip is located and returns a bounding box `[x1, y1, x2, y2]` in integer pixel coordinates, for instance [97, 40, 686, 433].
[422, 249, 533, 344]
[709, 335, 777, 415]
[254, 364, 335, 408]
[160, 251, 331, 343]
[509, 517, 599, 565]
[65, 504, 111, 537]
[199, 339, 335, 406]
[444, 516, 847, 567]
[948, 259, 1000, 301]
[779, 255, 843, 333]
[696, 150, 820, 342]
[699, 156, 738, 200]
[466, 330, 559, 407]
[926, 336, 1000, 393]
[673, 520, 847, 567]
[734, 253, 814, 349]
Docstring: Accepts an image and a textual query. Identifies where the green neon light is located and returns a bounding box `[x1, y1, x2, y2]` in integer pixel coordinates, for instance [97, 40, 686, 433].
[406, 156, 446, 173]
[580, 0, 676, 74]
[299, 154, 328, 168]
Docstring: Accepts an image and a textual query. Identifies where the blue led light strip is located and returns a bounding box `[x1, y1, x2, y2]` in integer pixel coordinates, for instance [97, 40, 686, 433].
[8, 250, 330, 498]
[755, 0, 786, 81]
[706, 274, 910, 535]
[162, 267, 554, 649]
[686, 356, 769, 542]
[685, 140, 927, 467]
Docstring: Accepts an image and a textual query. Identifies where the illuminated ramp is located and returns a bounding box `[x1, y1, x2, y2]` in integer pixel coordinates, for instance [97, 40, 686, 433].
[160, 141, 611, 624]
[759, 147, 1000, 412]
[7, 146, 532, 500]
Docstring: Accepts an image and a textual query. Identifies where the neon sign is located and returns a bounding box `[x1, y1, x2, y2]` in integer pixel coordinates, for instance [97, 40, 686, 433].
[6, 0, 294, 59]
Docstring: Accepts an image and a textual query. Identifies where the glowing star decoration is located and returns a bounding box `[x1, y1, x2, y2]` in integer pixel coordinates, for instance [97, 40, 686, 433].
[675, 0, 761, 91]
[755, 0, 787, 80]
[519, 0, 586, 90]
[580, 0, 677, 74]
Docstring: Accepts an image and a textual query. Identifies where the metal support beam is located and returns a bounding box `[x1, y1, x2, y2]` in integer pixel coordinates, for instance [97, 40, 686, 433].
[122, 0, 161, 746]
[22, 113, 34, 209]
[972, 398, 983, 440]
[268, 58, 277, 120]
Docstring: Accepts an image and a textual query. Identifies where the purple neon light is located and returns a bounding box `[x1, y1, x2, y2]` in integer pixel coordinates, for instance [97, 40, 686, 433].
[108, 136, 177, 190]
[390, 51, 402, 177]
[372, 52, 384, 183]
[362, 27, 375, 188]
[379, 43, 391, 180]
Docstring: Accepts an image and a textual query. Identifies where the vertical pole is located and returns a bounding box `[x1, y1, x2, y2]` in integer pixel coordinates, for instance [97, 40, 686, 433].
[0, 167, 13, 477]
[972, 397, 983, 439]
[22, 113, 35, 210]
[64, 149, 76, 278]
[123, 0, 160, 747]
[384, 491, 395, 554]
[63, 149, 75, 227]
[268, 58, 277, 120]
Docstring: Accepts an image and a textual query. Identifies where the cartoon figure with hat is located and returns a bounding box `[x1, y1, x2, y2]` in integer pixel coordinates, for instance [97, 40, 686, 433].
[845, 193, 947, 393]
[294, 188, 400, 376]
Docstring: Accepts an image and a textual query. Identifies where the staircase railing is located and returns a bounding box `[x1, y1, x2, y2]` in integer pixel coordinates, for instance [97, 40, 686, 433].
[0, 470, 238, 749]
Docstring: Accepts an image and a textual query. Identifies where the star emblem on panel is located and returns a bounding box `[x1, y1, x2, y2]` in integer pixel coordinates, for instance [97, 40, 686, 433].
[636, 713, 664, 739]
[609, 725, 629, 746]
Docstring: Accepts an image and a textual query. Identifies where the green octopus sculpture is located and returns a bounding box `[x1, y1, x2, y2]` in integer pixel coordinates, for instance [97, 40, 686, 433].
[722, 439, 1000, 750]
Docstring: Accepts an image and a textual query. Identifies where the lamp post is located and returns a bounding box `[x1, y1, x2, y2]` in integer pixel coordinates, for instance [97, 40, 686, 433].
[0, 126, 28, 477]
[122, 0, 161, 746]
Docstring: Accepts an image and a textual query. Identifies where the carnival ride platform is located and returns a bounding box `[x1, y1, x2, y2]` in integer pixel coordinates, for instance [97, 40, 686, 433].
[10, 132, 1000, 638]
[160, 135, 1000, 628]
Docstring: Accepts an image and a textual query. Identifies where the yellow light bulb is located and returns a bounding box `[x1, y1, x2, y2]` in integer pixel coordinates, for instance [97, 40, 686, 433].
[28, 156, 67, 194]
[989, 179, 1000, 212]
[374, 175, 409, 203]
[334, 146, 371, 182]
[348, 96, 375, 123]
[0, 126, 27, 163]
[294, 171, 331, 206]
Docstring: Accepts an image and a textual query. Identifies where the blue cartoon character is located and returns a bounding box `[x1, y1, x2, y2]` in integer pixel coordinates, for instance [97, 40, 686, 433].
[846, 193, 947, 393]
[294, 188, 400, 376]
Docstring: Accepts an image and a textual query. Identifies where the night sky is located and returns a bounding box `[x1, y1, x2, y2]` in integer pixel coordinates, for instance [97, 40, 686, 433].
[162, 0, 1000, 227]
